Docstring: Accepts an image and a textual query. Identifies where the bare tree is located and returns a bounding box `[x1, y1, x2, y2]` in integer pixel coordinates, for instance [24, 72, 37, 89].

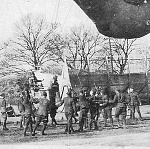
[104, 38, 137, 74]
[64, 25, 104, 70]
[5, 14, 59, 71]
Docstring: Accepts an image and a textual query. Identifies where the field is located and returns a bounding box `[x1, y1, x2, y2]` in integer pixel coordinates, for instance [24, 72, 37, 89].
[0, 105, 150, 148]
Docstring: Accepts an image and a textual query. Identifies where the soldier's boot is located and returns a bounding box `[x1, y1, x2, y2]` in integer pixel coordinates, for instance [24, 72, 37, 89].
[110, 118, 114, 128]
[103, 118, 107, 127]
[122, 118, 126, 129]
[20, 119, 24, 129]
[41, 124, 47, 135]
[94, 122, 98, 130]
[3, 120, 9, 131]
[137, 111, 143, 121]
[32, 122, 40, 136]
[30, 122, 33, 135]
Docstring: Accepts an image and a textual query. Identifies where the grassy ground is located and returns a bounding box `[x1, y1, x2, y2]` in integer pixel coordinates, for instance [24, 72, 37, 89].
[0, 105, 150, 148]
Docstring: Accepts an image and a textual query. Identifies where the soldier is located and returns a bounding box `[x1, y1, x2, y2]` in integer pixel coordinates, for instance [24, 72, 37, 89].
[77, 90, 89, 132]
[88, 89, 99, 130]
[48, 75, 60, 125]
[23, 90, 33, 136]
[101, 88, 114, 128]
[113, 89, 128, 128]
[58, 89, 77, 134]
[32, 91, 50, 136]
[0, 93, 9, 130]
[127, 88, 143, 121]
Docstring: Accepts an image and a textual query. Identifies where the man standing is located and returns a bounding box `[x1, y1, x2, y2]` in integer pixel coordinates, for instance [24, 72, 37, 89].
[48, 75, 60, 125]
[0, 93, 9, 130]
[89, 89, 99, 130]
[127, 88, 143, 121]
[113, 89, 128, 128]
[77, 90, 89, 132]
[32, 91, 50, 136]
[101, 88, 114, 128]
[58, 89, 77, 134]
[23, 90, 33, 136]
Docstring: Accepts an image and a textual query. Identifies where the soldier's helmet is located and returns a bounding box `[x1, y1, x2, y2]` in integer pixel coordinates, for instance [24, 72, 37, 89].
[42, 91, 47, 97]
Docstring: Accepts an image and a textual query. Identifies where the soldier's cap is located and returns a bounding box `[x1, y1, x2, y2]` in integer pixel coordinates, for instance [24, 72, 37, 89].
[53, 75, 58, 80]
[0, 93, 5, 98]
[42, 91, 47, 97]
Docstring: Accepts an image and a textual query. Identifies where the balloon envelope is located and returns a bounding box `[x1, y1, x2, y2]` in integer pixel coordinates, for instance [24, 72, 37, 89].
[73, 0, 150, 39]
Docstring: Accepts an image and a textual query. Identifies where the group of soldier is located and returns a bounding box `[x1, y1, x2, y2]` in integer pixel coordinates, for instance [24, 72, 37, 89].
[0, 72, 143, 136]
[58, 86, 143, 134]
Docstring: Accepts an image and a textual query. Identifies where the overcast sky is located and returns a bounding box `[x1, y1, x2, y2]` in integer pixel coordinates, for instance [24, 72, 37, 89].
[0, 0, 150, 50]
[0, 0, 95, 42]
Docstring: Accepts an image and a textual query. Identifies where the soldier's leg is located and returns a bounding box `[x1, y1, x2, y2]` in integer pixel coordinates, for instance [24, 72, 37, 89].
[108, 108, 113, 127]
[115, 106, 121, 126]
[131, 105, 135, 121]
[102, 109, 108, 127]
[2, 113, 8, 130]
[135, 105, 143, 120]
[78, 109, 84, 132]
[93, 112, 98, 130]
[41, 116, 48, 135]
[89, 111, 94, 130]
[120, 107, 127, 129]
[32, 115, 42, 136]
[20, 115, 24, 128]
[24, 115, 30, 136]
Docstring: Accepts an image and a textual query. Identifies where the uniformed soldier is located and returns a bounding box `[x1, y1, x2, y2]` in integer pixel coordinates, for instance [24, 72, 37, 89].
[89, 89, 99, 130]
[58, 89, 77, 134]
[48, 75, 60, 125]
[127, 88, 143, 121]
[32, 91, 50, 136]
[0, 93, 9, 130]
[101, 88, 114, 128]
[113, 89, 128, 128]
[77, 90, 89, 132]
[23, 90, 33, 136]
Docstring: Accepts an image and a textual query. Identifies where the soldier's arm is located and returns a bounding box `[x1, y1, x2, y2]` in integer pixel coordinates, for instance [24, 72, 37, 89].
[137, 94, 142, 105]
[56, 99, 64, 108]
[72, 99, 78, 116]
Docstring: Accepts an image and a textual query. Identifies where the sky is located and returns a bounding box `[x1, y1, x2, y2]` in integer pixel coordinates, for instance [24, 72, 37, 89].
[0, 0, 150, 56]
[0, 0, 95, 42]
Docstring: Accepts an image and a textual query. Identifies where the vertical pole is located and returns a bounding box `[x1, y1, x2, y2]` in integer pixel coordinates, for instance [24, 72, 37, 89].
[128, 58, 131, 89]
[145, 55, 149, 104]
[109, 38, 113, 74]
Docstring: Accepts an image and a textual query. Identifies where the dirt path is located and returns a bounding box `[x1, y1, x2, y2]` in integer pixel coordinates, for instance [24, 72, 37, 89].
[0, 105, 150, 148]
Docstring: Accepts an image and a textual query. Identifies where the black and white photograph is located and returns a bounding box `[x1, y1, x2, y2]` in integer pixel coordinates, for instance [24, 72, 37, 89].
[0, 0, 150, 148]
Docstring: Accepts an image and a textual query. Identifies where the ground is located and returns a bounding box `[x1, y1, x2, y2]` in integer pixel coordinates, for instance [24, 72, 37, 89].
[0, 105, 150, 148]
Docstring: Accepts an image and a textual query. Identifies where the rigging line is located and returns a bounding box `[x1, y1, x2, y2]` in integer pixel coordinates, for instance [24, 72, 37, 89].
[54, 0, 61, 23]
[52, 0, 59, 22]
[60, 3, 73, 31]
[2, 0, 9, 42]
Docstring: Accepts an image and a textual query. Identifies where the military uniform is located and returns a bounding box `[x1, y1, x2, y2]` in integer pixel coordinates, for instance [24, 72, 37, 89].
[89, 94, 99, 130]
[128, 90, 143, 121]
[32, 91, 50, 136]
[48, 76, 60, 125]
[78, 92, 89, 132]
[59, 91, 77, 134]
[101, 94, 113, 127]
[113, 91, 128, 127]
[0, 94, 8, 130]
[23, 90, 33, 136]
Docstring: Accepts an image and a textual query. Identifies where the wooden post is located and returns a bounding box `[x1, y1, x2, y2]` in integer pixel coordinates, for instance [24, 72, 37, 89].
[145, 56, 149, 104]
